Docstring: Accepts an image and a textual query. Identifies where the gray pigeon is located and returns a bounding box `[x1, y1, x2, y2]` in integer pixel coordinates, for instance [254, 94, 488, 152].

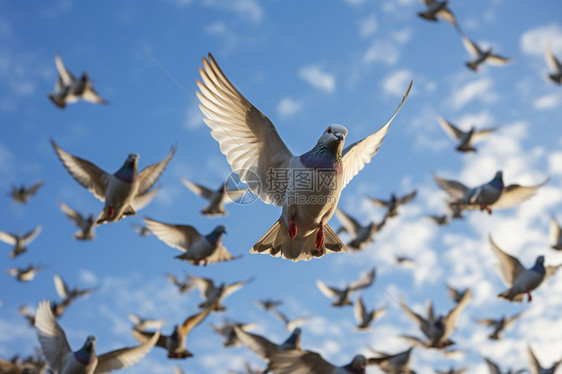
[254, 299, 283, 311]
[60, 203, 96, 240]
[8, 265, 43, 282]
[426, 214, 450, 226]
[549, 216, 562, 251]
[446, 284, 470, 304]
[144, 218, 240, 265]
[437, 115, 497, 152]
[189, 275, 253, 312]
[0, 225, 42, 258]
[528, 344, 562, 374]
[196, 53, 411, 261]
[10, 181, 44, 203]
[51, 139, 174, 224]
[272, 309, 310, 331]
[354, 292, 386, 330]
[417, 0, 459, 30]
[181, 178, 247, 216]
[35, 300, 160, 373]
[545, 41, 562, 84]
[476, 311, 523, 340]
[334, 207, 386, 250]
[233, 325, 302, 366]
[484, 357, 526, 374]
[166, 273, 193, 294]
[462, 36, 513, 71]
[268, 351, 367, 374]
[435, 368, 468, 374]
[52, 274, 95, 317]
[316, 268, 375, 307]
[490, 235, 560, 302]
[367, 346, 416, 374]
[369, 190, 417, 218]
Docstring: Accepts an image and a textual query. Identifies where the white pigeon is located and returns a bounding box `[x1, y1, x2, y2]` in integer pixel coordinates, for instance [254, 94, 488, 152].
[484, 357, 526, 374]
[367, 346, 415, 374]
[549, 216, 562, 251]
[334, 207, 386, 250]
[528, 344, 562, 374]
[144, 218, 240, 265]
[8, 265, 43, 282]
[490, 235, 560, 302]
[476, 311, 523, 340]
[272, 309, 310, 331]
[316, 268, 375, 307]
[181, 178, 248, 216]
[434, 171, 548, 214]
[60, 203, 96, 240]
[461, 36, 512, 71]
[48, 54, 108, 108]
[189, 275, 253, 312]
[0, 225, 42, 258]
[127, 314, 165, 332]
[51, 139, 174, 224]
[35, 300, 160, 373]
[196, 53, 411, 261]
[400, 289, 471, 349]
[417, 0, 459, 30]
[233, 325, 302, 367]
[369, 190, 417, 218]
[437, 115, 497, 152]
[545, 41, 562, 84]
[10, 181, 44, 203]
[354, 292, 386, 330]
[267, 351, 367, 374]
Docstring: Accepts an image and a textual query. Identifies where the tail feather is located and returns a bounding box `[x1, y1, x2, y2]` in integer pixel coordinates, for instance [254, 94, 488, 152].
[498, 289, 524, 302]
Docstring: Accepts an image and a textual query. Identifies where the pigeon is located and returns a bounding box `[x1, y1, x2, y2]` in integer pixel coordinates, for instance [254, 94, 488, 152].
[435, 368, 468, 374]
[127, 314, 165, 332]
[437, 115, 496, 152]
[189, 275, 253, 312]
[268, 351, 367, 374]
[166, 273, 193, 294]
[60, 203, 96, 240]
[334, 207, 386, 250]
[211, 320, 257, 347]
[545, 41, 562, 84]
[272, 309, 310, 332]
[528, 344, 562, 374]
[354, 292, 386, 330]
[144, 218, 240, 265]
[549, 216, 562, 251]
[395, 255, 416, 267]
[417, 0, 459, 30]
[51, 139, 174, 224]
[48, 53, 108, 108]
[254, 299, 283, 311]
[196, 53, 411, 261]
[461, 35, 513, 71]
[484, 357, 526, 374]
[132, 223, 150, 237]
[367, 346, 415, 374]
[132, 307, 211, 359]
[316, 268, 375, 307]
[490, 235, 560, 302]
[369, 190, 417, 218]
[0, 225, 42, 258]
[19, 304, 37, 326]
[8, 265, 43, 282]
[400, 289, 471, 349]
[446, 284, 470, 304]
[10, 181, 44, 203]
[0, 353, 48, 374]
[181, 178, 248, 216]
[52, 274, 95, 317]
[35, 300, 160, 373]
[476, 311, 523, 340]
[426, 214, 450, 226]
[434, 171, 548, 214]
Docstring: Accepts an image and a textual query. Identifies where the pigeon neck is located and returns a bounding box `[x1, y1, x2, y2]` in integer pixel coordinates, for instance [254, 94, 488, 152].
[490, 175, 503, 189]
[206, 230, 224, 246]
[74, 344, 96, 365]
[114, 161, 138, 183]
[342, 363, 365, 374]
[300, 142, 343, 173]
[531, 261, 545, 275]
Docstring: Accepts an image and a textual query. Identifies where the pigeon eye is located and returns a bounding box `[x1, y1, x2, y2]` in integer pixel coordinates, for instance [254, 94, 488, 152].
[327, 128, 332, 134]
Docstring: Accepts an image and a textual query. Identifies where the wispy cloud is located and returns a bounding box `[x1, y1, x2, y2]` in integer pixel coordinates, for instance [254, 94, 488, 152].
[203, 0, 264, 23]
[277, 97, 303, 118]
[383, 69, 413, 97]
[533, 92, 562, 110]
[450, 77, 497, 109]
[363, 40, 400, 66]
[358, 14, 377, 38]
[298, 65, 336, 93]
[520, 23, 562, 57]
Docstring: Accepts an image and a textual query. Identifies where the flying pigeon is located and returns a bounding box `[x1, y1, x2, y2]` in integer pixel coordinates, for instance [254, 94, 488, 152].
[435, 368, 468, 374]
[434, 171, 548, 214]
[437, 115, 497, 152]
[132, 307, 211, 359]
[400, 289, 471, 349]
[369, 190, 417, 219]
[0, 353, 48, 374]
[19, 304, 37, 326]
[0, 225, 42, 258]
[52, 274, 95, 317]
[10, 181, 44, 203]
[334, 207, 386, 250]
[426, 214, 450, 226]
[268, 350, 367, 374]
[166, 273, 193, 294]
[461, 36, 512, 72]
[60, 203, 96, 240]
[144, 218, 240, 265]
[272, 309, 310, 332]
[367, 346, 415, 374]
[417, 0, 459, 31]
[181, 178, 248, 216]
[354, 292, 386, 330]
[128, 314, 165, 332]
[196, 53, 411, 261]
[211, 320, 257, 347]
[395, 255, 416, 267]
[189, 275, 253, 312]
[48, 53, 108, 108]
[254, 299, 283, 311]
[528, 344, 562, 374]
[8, 265, 43, 282]
[490, 235, 560, 302]
[549, 216, 562, 251]
[132, 223, 151, 237]
[545, 41, 562, 84]
[35, 300, 160, 373]
[484, 357, 526, 374]
[446, 284, 470, 304]
[476, 311, 523, 340]
[51, 139, 174, 224]
[316, 268, 375, 307]
[228, 361, 265, 374]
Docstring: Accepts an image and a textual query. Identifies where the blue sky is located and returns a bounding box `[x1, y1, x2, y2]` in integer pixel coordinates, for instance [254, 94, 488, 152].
[2, 0, 562, 372]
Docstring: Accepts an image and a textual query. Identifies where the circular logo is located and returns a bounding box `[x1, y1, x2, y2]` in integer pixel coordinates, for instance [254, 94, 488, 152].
[224, 168, 260, 205]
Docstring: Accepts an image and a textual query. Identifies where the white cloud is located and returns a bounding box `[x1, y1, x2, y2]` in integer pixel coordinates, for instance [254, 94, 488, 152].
[383, 69, 413, 97]
[358, 15, 377, 38]
[548, 152, 562, 175]
[277, 97, 303, 117]
[533, 92, 562, 110]
[79, 269, 98, 285]
[203, 0, 263, 23]
[520, 23, 562, 57]
[450, 78, 497, 109]
[363, 40, 400, 66]
[184, 104, 204, 129]
[298, 65, 335, 93]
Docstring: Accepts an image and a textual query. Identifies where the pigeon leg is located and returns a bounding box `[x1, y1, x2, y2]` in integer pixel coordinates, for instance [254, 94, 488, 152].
[527, 291, 532, 302]
[315, 224, 324, 250]
[108, 206, 115, 218]
[289, 216, 297, 238]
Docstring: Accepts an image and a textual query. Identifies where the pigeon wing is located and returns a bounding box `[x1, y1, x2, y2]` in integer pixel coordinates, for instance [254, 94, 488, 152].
[130, 185, 161, 211]
[437, 116, 465, 141]
[95, 330, 161, 373]
[143, 217, 201, 252]
[137, 146, 176, 195]
[34, 300, 72, 374]
[53, 274, 69, 299]
[55, 54, 75, 86]
[233, 325, 278, 359]
[180, 307, 212, 338]
[60, 203, 86, 227]
[181, 178, 214, 200]
[334, 207, 361, 237]
[444, 289, 471, 339]
[490, 178, 549, 210]
[462, 36, 482, 57]
[349, 268, 376, 291]
[546, 42, 562, 72]
[489, 235, 525, 287]
[268, 349, 335, 374]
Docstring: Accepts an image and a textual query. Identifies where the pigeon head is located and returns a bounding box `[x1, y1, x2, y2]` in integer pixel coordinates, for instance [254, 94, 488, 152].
[346, 355, 367, 373]
[318, 125, 347, 148]
[206, 225, 227, 246]
[115, 153, 139, 182]
[300, 125, 347, 170]
[75, 336, 96, 365]
[532, 255, 546, 274]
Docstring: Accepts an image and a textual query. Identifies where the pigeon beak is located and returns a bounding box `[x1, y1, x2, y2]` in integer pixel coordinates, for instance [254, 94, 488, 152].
[334, 133, 343, 142]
